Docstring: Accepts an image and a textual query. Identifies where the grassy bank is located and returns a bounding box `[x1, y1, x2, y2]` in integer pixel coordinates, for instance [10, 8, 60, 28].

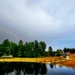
[0, 54, 75, 69]
[0, 57, 62, 63]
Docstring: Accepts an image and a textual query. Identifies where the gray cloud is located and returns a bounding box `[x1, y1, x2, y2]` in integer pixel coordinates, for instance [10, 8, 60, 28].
[0, 0, 75, 50]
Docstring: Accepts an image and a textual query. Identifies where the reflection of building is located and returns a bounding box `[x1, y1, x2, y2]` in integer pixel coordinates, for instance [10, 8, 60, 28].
[63, 52, 70, 60]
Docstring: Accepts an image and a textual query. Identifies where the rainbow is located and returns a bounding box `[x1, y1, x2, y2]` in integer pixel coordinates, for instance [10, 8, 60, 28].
[0, 26, 22, 41]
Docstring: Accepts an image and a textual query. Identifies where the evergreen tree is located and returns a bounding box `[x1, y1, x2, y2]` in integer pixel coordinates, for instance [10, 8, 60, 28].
[48, 46, 53, 56]
[39, 41, 46, 56]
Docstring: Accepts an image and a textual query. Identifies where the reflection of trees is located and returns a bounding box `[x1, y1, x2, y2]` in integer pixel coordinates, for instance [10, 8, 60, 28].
[40, 64, 47, 75]
[0, 62, 6, 75]
[59, 65, 62, 68]
[0, 62, 14, 75]
[15, 69, 21, 75]
[49, 63, 54, 69]
[0, 62, 47, 75]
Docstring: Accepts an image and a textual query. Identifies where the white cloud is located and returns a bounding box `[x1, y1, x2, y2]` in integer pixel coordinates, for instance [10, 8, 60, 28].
[0, 0, 63, 37]
[0, 0, 75, 50]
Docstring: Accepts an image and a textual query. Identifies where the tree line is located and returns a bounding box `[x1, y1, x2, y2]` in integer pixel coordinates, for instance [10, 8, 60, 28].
[0, 39, 75, 57]
[63, 47, 75, 53]
[0, 39, 46, 57]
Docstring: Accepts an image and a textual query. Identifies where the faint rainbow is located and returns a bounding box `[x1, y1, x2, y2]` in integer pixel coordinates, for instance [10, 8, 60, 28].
[0, 27, 23, 41]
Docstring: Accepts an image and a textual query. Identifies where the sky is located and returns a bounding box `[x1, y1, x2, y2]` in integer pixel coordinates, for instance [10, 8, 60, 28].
[0, 0, 75, 50]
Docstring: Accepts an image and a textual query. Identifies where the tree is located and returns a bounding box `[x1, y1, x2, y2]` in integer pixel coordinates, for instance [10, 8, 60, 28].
[26, 42, 33, 57]
[48, 46, 53, 56]
[10, 42, 18, 57]
[48, 46, 52, 52]
[50, 51, 56, 56]
[2, 39, 10, 47]
[34, 40, 40, 57]
[56, 49, 62, 56]
[63, 47, 66, 52]
[17, 40, 24, 57]
[18, 40, 24, 45]
[39, 41, 46, 56]
[0, 44, 4, 56]
[2, 39, 11, 56]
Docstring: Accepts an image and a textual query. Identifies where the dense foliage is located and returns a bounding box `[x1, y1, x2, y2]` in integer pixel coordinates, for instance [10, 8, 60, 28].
[0, 39, 46, 57]
[63, 47, 75, 53]
[0, 39, 75, 57]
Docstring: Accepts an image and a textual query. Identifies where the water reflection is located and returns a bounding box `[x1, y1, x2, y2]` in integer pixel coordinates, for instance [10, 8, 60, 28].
[47, 63, 75, 75]
[49, 63, 55, 69]
[0, 62, 47, 75]
[0, 62, 75, 75]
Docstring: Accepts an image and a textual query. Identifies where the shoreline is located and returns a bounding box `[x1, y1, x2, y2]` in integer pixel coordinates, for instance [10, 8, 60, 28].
[56, 60, 75, 69]
[0, 57, 75, 69]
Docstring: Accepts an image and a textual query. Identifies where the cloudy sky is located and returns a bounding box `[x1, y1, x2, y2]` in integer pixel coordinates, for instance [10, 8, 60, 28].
[0, 0, 75, 50]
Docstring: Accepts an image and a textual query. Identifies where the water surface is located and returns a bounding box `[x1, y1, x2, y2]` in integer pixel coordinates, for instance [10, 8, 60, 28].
[0, 62, 75, 75]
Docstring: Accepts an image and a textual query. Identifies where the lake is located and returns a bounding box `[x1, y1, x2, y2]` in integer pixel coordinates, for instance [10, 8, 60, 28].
[0, 62, 75, 75]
